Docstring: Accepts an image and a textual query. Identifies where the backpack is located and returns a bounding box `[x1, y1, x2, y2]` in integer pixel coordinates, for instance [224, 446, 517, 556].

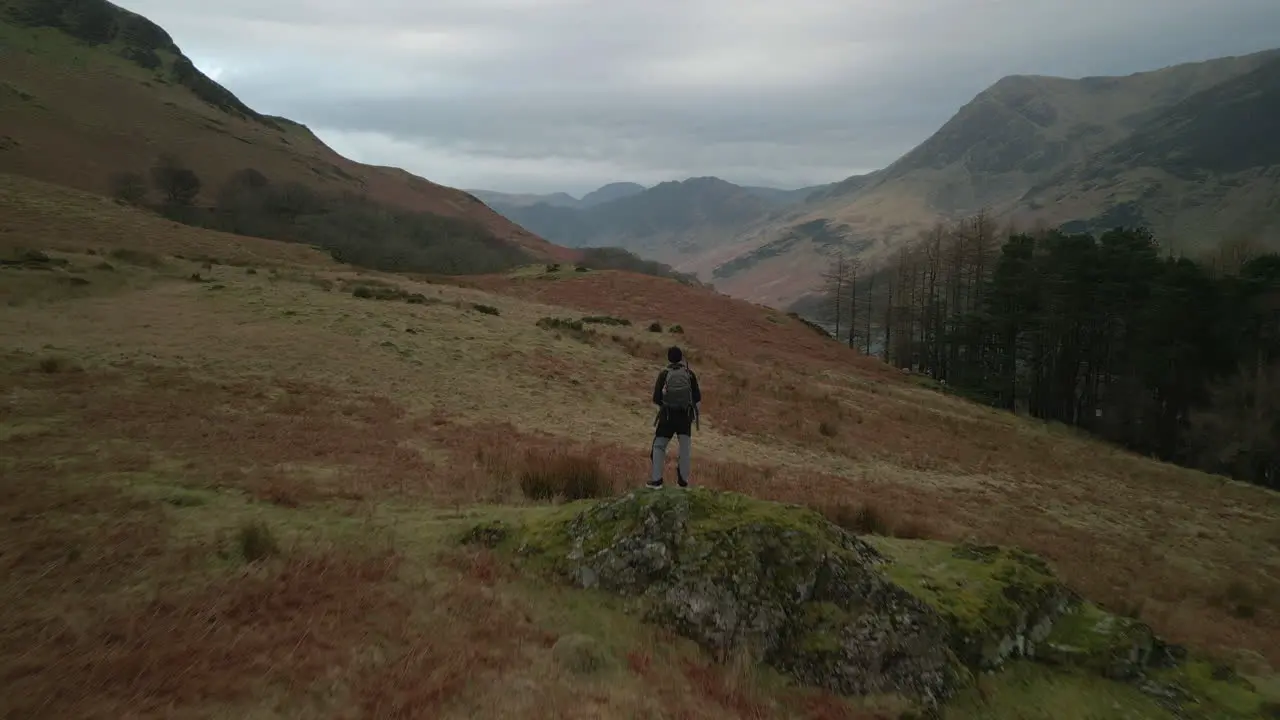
[662, 364, 694, 412]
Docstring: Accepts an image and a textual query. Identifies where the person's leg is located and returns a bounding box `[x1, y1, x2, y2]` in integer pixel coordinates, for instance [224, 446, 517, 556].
[676, 433, 691, 487]
[675, 409, 693, 487]
[649, 412, 676, 488]
[649, 434, 670, 488]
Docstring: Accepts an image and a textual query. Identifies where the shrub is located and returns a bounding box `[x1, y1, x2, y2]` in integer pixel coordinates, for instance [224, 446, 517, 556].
[647, 321, 663, 333]
[352, 286, 374, 299]
[108, 248, 163, 267]
[109, 171, 147, 205]
[546, 263, 561, 273]
[818, 420, 838, 437]
[472, 303, 500, 316]
[537, 317, 586, 333]
[668, 324, 684, 334]
[574, 265, 589, 273]
[519, 451, 612, 501]
[537, 317, 597, 343]
[582, 315, 631, 326]
[150, 153, 201, 207]
[821, 502, 890, 536]
[36, 356, 78, 374]
[236, 519, 279, 562]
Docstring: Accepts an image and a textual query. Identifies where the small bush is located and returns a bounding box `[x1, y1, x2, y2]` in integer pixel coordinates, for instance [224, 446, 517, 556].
[668, 324, 685, 334]
[647, 322, 663, 333]
[236, 519, 279, 562]
[109, 171, 148, 205]
[818, 420, 838, 437]
[519, 451, 613, 501]
[352, 286, 374, 299]
[574, 265, 589, 273]
[538, 317, 586, 333]
[822, 502, 890, 536]
[546, 263, 561, 273]
[108, 248, 163, 267]
[582, 315, 631, 326]
[95, 261, 115, 271]
[245, 267, 258, 275]
[1213, 579, 1262, 620]
[472, 303, 500, 316]
[36, 356, 78, 374]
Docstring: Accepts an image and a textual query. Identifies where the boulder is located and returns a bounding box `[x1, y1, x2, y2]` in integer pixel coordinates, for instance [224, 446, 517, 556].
[516, 488, 967, 708]
[491, 488, 1277, 718]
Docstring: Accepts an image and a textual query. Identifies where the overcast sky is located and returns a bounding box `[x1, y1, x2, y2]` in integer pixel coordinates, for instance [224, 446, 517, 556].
[117, 0, 1280, 196]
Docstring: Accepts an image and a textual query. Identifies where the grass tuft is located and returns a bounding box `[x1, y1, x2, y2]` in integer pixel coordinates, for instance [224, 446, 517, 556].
[236, 519, 280, 562]
[519, 450, 614, 501]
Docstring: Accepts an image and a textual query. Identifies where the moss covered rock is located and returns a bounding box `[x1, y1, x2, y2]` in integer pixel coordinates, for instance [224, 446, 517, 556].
[868, 537, 1075, 670]
[489, 489, 1277, 718]
[516, 488, 966, 707]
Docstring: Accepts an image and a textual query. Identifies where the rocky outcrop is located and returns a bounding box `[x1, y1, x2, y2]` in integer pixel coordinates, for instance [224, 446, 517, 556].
[480, 488, 1278, 718]
[514, 489, 968, 708]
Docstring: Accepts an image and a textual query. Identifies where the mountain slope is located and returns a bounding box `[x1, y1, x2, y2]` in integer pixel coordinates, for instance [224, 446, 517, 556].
[1023, 53, 1280, 244]
[705, 48, 1280, 308]
[0, 0, 572, 263]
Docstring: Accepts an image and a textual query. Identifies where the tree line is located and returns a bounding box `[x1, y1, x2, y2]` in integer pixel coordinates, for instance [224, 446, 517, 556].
[815, 212, 1280, 488]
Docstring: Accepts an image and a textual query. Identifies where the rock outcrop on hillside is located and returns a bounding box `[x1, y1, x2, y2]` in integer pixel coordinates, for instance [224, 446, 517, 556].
[471, 489, 1277, 718]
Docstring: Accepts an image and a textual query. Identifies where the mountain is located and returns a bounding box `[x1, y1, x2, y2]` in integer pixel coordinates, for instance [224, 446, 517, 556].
[481, 177, 831, 273]
[702, 48, 1280, 309]
[1022, 53, 1280, 245]
[0, 0, 573, 264]
[486, 176, 796, 269]
[466, 181, 646, 211]
[467, 189, 581, 209]
[579, 181, 645, 207]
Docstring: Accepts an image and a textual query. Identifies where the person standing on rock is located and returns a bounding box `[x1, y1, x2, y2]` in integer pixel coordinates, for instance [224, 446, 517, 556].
[648, 346, 701, 489]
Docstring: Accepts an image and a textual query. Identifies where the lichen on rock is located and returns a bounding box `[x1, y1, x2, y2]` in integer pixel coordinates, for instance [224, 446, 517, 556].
[867, 537, 1075, 670]
[482, 488, 1278, 718]
[515, 488, 967, 707]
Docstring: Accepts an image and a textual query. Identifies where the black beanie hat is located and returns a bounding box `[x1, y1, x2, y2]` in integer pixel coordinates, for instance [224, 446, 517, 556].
[667, 346, 683, 364]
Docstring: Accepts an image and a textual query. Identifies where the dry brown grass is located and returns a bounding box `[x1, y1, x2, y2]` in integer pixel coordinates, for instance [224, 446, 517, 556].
[1, 174, 333, 269]
[2, 188, 1279, 717]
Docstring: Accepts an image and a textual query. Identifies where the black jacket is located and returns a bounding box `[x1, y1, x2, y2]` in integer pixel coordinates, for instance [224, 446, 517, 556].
[653, 363, 702, 407]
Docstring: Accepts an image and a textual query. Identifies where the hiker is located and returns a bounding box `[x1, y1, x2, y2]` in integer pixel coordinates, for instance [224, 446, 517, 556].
[648, 346, 701, 489]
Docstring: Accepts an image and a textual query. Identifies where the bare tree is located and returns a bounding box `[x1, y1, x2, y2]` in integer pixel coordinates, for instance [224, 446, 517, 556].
[821, 253, 855, 340]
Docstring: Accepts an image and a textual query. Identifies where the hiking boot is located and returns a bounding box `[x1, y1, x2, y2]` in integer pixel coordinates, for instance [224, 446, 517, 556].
[677, 478, 689, 489]
[646, 478, 664, 490]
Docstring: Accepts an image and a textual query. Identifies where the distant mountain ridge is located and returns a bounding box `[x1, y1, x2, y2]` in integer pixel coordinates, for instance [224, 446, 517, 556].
[692, 48, 1280, 309]
[476, 177, 832, 269]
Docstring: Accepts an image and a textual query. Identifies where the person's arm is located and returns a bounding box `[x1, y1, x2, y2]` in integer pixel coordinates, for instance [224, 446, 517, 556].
[652, 370, 668, 405]
[690, 370, 702, 405]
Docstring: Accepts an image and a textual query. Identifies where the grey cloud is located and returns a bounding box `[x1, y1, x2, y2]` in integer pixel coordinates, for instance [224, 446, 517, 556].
[117, 0, 1280, 195]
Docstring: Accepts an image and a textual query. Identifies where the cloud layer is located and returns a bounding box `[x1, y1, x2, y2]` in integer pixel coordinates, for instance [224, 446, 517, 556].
[119, 0, 1280, 195]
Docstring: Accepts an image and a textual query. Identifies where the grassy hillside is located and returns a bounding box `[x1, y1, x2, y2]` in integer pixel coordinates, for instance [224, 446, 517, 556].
[0, 0, 573, 264]
[3, 171, 1279, 717]
[704, 49, 1280, 309]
